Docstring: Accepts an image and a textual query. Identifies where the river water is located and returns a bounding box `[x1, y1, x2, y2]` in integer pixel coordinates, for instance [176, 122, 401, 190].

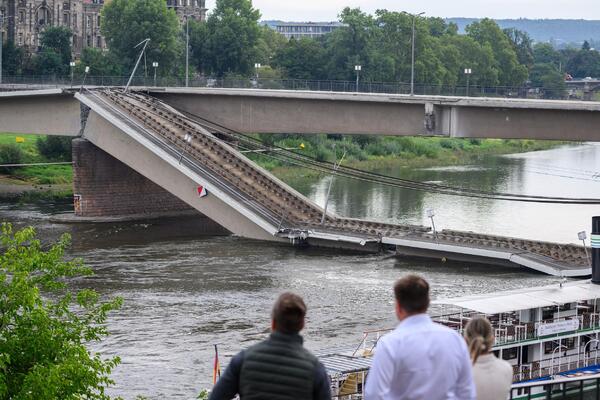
[3, 144, 600, 399]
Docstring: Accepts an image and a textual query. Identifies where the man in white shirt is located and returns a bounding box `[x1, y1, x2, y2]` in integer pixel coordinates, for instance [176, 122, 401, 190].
[364, 275, 476, 400]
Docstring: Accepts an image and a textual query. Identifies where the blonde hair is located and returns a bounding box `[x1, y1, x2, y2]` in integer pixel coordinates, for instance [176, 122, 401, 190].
[464, 317, 495, 364]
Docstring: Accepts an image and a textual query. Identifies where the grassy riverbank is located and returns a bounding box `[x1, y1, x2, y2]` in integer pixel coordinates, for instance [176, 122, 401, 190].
[0, 134, 73, 200]
[248, 134, 566, 181]
[0, 132, 566, 201]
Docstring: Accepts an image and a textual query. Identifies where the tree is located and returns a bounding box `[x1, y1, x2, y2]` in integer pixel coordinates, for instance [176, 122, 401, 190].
[273, 38, 326, 80]
[33, 26, 73, 76]
[503, 28, 534, 67]
[76, 48, 124, 76]
[566, 48, 600, 78]
[1, 41, 24, 76]
[0, 223, 122, 399]
[582, 40, 591, 51]
[194, 0, 261, 76]
[466, 19, 528, 86]
[530, 63, 566, 99]
[101, 0, 182, 74]
[533, 43, 561, 68]
[254, 25, 287, 66]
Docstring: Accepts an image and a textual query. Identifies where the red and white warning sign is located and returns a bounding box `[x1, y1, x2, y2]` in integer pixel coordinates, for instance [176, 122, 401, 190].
[197, 186, 208, 198]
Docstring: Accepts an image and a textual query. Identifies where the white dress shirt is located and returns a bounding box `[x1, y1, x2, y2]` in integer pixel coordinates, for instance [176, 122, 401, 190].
[364, 314, 476, 400]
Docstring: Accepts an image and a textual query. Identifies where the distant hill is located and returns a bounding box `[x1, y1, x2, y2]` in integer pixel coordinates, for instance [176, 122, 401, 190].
[447, 18, 600, 45]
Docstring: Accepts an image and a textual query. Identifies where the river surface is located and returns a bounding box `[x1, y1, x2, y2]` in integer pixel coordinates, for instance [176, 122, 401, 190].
[3, 144, 600, 399]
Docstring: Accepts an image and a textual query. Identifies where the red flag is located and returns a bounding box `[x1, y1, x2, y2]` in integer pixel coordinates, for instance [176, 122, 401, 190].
[197, 186, 208, 198]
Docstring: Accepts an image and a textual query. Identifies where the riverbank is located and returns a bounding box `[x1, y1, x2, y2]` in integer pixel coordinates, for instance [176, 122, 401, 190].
[260, 137, 566, 184]
[0, 132, 566, 203]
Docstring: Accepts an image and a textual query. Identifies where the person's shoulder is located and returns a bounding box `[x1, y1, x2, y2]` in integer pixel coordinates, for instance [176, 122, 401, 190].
[496, 357, 514, 375]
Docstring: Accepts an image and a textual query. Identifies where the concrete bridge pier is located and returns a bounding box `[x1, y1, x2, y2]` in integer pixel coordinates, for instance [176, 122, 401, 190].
[70, 138, 228, 235]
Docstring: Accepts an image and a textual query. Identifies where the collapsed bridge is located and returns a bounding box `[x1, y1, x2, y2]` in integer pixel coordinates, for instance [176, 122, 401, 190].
[70, 89, 590, 277]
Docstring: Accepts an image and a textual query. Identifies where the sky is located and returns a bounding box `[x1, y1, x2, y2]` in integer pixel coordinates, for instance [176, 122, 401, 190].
[205, 0, 600, 21]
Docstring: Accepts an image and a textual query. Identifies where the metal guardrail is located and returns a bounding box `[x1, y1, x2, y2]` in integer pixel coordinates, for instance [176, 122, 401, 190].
[0, 75, 585, 100]
[510, 373, 600, 400]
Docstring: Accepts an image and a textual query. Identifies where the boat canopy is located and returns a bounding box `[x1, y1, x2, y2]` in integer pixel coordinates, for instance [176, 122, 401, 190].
[433, 280, 600, 315]
[319, 353, 372, 376]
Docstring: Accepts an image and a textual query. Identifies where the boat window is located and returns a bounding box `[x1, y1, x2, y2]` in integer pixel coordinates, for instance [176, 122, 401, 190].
[502, 347, 518, 360]
[542, 307, 555, 320]
[565, 337, 576, 349]
[544, 342, 555, 354]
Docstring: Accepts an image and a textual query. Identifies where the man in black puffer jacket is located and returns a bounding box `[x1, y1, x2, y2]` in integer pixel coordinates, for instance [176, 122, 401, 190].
[209, 292, 331, 400]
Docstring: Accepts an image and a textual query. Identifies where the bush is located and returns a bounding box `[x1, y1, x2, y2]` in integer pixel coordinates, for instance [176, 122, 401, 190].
[36, 136, 72, 161]
[0, 144, 24, 174]
[0, 223, 122, 399]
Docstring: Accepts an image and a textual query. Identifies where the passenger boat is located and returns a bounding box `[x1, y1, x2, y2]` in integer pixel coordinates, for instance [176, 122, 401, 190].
[320, 279, 600, 399]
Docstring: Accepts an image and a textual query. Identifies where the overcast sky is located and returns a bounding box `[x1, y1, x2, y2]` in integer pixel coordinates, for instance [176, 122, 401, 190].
[205, 0, 600, 20]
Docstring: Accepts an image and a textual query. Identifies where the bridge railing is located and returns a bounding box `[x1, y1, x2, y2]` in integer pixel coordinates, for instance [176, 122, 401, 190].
[0, 75, 584, 100]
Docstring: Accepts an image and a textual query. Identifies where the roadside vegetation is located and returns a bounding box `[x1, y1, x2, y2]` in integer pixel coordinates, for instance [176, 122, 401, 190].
[0, 134, 72, 186]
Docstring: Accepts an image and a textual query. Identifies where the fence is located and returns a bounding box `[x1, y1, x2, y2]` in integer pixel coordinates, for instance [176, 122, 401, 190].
[0, 75, 578, 100]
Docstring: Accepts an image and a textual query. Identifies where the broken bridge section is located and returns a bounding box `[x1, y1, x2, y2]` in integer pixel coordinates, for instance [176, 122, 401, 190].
[72, 88, 590, 277]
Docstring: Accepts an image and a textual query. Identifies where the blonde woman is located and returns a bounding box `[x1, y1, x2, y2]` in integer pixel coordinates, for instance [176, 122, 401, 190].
[464, 317, 513, 400]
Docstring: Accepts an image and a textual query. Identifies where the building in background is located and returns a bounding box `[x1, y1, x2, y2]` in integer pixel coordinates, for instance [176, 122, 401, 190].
[263, 21, 344, 40]
[0, 0, 206, 56]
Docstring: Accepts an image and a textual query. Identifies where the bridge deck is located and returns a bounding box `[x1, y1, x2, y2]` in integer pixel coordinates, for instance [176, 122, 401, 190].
[75, 89, 590, 277]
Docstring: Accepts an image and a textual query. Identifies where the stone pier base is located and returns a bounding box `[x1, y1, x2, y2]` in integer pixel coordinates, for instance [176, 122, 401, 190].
[71, 138, 228, 234]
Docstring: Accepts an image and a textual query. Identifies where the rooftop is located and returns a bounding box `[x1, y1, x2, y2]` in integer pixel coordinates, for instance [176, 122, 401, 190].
[433, 279, 600, 314]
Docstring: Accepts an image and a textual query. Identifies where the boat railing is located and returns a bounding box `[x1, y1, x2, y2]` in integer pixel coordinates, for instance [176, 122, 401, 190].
[435, 311, 600, 346]
[509, 372, 600, 400]
[351, 328, 394, 357]
[512, 351, 600, 383]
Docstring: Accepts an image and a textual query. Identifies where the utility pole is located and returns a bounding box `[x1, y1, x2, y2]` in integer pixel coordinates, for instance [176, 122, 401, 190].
[410, 11, 425, 96]
[186, 15, 191, 87]
[125, 38, 150, 92]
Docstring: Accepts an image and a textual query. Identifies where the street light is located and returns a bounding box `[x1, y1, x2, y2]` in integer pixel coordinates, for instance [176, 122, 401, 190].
[152, 61, 159, 87]
[426, 208, 437, 239]
[69, 61, 76, 87]
[409, 11, 425, 96]
[579, 231, 591, 266]
[464, 68, 472, 96]
[80, 66, 90, 92]
[254, 63, 261, 80]
[354, 65, 362, 92]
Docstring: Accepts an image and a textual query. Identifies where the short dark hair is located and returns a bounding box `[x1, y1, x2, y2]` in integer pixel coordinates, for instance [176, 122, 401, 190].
[272, 292, 307, 334]
[394, 275, 430, 314]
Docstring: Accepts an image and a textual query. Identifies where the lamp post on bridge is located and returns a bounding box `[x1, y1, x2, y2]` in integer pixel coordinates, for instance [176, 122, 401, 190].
[69, 61, 76, 87]
[464, 68, 472, 96]
[152, 61, 159, 87]
[354, 65, 362, 92]
[409, 11, 425, 96]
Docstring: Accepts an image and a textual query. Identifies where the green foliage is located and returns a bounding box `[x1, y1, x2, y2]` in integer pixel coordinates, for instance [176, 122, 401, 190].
[530, 63, 566, 98]
[0, 223, 122, 399]
[35, 136, 72, 162]
[466, 19, 528, 86]
[30, 27, 74, 76]
[272, 38, 326, 79]
[503, 28, 534, 67]
[566, 47, 600, 78]
[76, 48, 124, 76]
[191, 0, 261, 76]
[101, 0, 182, 74]
[1, 41, 25, 75]
[197, 389, 209, 400]
[0, 144, 24, 174]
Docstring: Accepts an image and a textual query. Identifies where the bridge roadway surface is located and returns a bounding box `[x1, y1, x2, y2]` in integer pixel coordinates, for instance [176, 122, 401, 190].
[2, 87, 600, 141]
[69, 88, 589, 277]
